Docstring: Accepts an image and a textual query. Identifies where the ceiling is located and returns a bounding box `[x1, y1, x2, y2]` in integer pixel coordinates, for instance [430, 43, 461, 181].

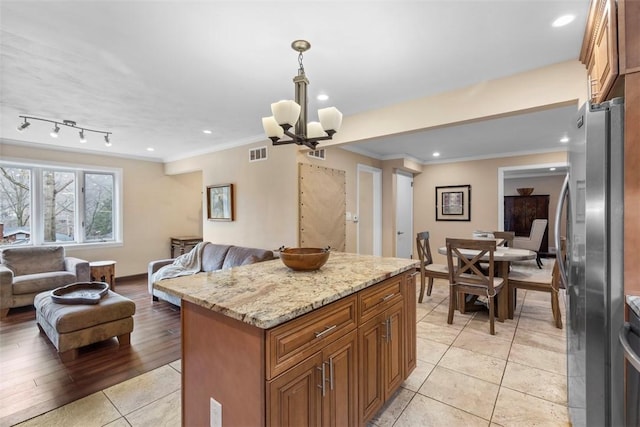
[0, 1, 589, 164]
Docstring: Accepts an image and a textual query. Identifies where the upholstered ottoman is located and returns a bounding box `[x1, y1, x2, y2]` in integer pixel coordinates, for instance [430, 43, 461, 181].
[34, 290, 135, 362]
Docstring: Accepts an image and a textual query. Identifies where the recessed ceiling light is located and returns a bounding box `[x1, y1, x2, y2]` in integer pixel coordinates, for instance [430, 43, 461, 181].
[203, 130, 212, 134]
[560, 136, 569, 143]
[147, 147, 155, 152]
[552, 14, 575, 27]
[433, 152, 440, 157]
[317, 94, 329, 101]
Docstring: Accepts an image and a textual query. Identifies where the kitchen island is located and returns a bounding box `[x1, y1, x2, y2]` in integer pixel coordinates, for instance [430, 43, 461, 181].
[156, 251, 419, 426]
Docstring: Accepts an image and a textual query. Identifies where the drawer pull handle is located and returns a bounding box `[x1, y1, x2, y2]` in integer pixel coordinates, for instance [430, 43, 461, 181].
[314, 324, 337, 339]
[381, 293, 395, 302]
[409, 271, 419, 278]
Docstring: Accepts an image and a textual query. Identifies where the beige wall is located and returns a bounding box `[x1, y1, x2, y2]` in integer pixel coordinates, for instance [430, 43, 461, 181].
[325, 60, 587, 147]
[0, 141, 202, 276]
[413, 151, 567, 263]
[505, 174, 567, 252]
[166, 142, 299, 251]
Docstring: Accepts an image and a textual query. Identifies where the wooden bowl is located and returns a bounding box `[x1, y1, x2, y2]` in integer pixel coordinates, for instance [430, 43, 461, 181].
[280, 247, 330, 271]
[517, 187, 534, 196]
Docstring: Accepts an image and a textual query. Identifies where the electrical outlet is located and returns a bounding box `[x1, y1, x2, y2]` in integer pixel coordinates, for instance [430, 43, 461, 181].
[346, 212, 352, 221]
[210, 397, 222, 427]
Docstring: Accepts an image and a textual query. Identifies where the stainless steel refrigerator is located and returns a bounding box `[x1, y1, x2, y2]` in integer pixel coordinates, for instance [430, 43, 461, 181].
[555, 98, 625, 426]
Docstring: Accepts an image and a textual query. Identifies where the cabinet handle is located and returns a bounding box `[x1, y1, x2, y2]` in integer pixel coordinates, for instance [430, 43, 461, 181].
[382, 318, 391, 343]
[381, 293, 395, 302]
[409, 271, 419, 278]
[381, 320, 388, 342]
[314, 324, 337, 339]
[589, 77, 599, 100]
[317, 363, 326, 397]
[328, 357, 335, 391]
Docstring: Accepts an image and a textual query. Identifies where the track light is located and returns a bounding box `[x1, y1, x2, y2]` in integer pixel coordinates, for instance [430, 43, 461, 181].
[17, 115, 112, 146]
[17, 118, 30, 132]
[50, 124, 60, 138]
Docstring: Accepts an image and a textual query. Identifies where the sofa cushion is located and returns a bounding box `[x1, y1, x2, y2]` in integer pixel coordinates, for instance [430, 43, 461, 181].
[2, 247, 65, 276]
[222, 246, 274, 269]
[201, 244, 232, 272]
[13, 271, 78, 295]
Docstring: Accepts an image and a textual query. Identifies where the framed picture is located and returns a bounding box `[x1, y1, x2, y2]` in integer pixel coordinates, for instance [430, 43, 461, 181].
[435, 185, 471, 221]
[207, 183, 234, 221]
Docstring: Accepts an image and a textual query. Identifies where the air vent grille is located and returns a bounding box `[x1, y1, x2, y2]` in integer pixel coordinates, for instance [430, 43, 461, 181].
[249, 146, 268, 162]
[307, 148, 326, 160]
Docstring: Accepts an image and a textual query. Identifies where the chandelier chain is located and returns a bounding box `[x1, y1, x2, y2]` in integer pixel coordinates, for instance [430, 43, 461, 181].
[298, 51, 305, 74]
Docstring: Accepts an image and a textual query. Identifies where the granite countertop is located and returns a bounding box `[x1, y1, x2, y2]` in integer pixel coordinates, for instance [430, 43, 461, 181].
[155, 252, 418, 329]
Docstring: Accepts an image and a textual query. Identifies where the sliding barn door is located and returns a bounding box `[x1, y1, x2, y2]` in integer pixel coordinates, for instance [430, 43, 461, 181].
[299, 163, 346, 251]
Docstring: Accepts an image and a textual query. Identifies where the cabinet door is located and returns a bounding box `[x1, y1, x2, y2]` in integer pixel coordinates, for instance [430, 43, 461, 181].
[268, 352, 323, 427]
[591, 0, 618, 103]
[358, 313, 385, 423]
[403, 272, 417, 377]
[384, 301, 405, 398]
[321, 330, 357, 427]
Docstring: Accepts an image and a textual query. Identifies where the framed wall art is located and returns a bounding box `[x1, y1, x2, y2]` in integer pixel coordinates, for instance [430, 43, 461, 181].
[207, 183, 234, 221]
[435, 184, 471, 221]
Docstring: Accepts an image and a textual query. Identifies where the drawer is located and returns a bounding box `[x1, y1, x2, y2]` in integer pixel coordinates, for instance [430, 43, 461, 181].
[359, 275, 403, 323]
[266, 294, 357, 380]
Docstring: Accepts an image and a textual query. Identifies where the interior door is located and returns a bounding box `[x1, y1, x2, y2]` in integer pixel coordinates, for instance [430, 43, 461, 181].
[395, 171, 413, 258]
[357, 165, 382, 255]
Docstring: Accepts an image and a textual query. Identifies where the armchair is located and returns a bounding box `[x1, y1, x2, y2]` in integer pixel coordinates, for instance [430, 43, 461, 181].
[0, 246, 90, 318]
[512, 219, 548, 268]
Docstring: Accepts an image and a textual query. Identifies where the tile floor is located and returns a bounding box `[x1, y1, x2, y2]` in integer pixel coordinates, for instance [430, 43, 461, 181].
[17, 263, 569, 427]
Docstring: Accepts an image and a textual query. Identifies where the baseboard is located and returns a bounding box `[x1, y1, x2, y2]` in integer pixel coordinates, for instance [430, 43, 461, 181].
[115, 273, 147, 284]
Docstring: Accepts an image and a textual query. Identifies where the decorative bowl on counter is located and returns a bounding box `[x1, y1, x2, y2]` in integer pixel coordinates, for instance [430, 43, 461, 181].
[517, 187, 534, 196]
[279, 247, 330, 271]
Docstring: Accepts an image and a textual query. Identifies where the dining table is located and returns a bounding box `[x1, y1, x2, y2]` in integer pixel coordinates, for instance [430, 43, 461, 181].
[437, 244, 537, 320]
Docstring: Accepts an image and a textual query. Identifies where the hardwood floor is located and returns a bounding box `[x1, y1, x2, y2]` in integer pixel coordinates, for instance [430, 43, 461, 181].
[0, 277, 181, 427]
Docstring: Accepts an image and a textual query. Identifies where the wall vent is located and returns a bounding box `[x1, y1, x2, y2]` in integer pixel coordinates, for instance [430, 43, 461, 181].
[307, 148, 326, 160]
[249, 146, 268, 162]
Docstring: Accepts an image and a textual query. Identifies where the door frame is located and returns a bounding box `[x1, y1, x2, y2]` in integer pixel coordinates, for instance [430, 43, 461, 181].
[357, 164, 382, 256]
[395, 170, 413, 258]
[497, 161, 568, 229]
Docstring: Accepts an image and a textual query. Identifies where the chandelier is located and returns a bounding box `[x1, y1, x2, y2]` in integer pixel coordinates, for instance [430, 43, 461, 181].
[17, 115, 113, 146]
[262, 40, 343, 150]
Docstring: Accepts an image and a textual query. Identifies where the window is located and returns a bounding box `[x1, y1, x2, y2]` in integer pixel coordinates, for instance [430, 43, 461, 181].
[0, 162, 121, 247]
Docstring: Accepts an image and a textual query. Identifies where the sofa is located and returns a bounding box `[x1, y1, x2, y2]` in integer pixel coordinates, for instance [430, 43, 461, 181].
[0, 246, 91, 318]
[148, 242, 274, 306]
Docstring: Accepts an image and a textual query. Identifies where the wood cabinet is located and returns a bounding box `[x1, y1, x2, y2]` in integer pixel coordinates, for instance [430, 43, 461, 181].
[357, 275, 406, 423]
[504, 195, 549, 254]
[581, 0, 618, 103]
[181, 269, 416, 427]
[268, 331, 357, 427]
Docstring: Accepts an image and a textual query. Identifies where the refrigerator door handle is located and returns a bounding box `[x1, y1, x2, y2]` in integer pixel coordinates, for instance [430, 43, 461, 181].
[555, 173, 570, 289]
[619, 323, 640, 372]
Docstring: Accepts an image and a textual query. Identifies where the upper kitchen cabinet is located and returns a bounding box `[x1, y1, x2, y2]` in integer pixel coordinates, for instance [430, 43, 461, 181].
[580, 0, 640, 103]
[580, 0, 618, 103]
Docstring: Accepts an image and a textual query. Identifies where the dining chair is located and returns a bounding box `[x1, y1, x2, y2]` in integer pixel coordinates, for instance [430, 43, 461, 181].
[493, 231, 515, 247]
[445, 238, 505, 335]
[512, 219, 548, 268]
[416, 231, 449, 303]
[507, 237, 565, 328]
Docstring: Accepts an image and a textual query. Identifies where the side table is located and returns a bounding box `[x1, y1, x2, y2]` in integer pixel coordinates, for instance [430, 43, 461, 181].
[90, 260, 117, 291]
[170, 236, 203, 258]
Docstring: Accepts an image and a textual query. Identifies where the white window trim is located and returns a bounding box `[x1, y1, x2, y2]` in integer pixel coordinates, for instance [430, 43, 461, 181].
[1, 157, 123, 249]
